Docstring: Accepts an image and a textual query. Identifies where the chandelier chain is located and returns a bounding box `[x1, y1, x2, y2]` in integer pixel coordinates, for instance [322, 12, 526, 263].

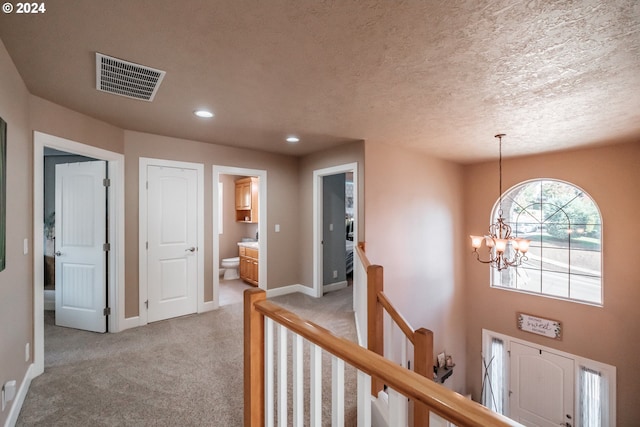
[469, 133, 530, 271]
[497, 134, 503, 217]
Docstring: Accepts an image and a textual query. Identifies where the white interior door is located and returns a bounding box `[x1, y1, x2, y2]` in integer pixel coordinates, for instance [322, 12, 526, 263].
[54, 161, 107, 333]
[510, 342, 574, 427]
[146, 165, 198, 322]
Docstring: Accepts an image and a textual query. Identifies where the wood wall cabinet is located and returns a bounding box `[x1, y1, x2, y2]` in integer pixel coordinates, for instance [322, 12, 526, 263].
[239, 246, 259, 286]
[235, 177, 259, 223]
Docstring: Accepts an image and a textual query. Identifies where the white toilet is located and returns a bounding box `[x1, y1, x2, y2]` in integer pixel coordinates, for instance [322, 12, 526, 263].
[221, 257, 240, 280]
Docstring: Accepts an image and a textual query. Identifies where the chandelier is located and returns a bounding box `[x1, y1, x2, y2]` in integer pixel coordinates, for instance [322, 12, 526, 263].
[470, 134, 530, 271]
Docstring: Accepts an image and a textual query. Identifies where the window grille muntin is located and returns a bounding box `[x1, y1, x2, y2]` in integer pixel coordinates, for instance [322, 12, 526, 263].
[490, 179, 602, 305]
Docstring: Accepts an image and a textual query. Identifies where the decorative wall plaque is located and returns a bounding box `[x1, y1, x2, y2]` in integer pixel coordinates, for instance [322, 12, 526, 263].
[517, 312, 562, 340]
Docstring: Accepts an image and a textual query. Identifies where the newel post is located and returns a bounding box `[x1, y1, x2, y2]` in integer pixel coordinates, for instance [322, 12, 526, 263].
[244, 288, 266, 427]
[366, 264, 384, 396]
[413, 327, 434, 427]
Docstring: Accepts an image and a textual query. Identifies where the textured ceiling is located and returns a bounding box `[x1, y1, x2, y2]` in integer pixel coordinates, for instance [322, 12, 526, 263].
[1, 0, 639, 162]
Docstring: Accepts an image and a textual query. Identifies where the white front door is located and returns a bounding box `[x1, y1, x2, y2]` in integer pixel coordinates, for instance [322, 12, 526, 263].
[54, 161, 107, 333]
[510, 342, 574, 427]
[146, 165, 198, 322]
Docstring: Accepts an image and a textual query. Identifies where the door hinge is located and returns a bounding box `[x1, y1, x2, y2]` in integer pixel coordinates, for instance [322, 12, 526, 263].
[507, 350, 511, 357]
[146, 241, 148, 250]
[145, 300, 149, 309]
[103, 243, 111, 252]
[103, 307, 111, 316]
[146, 181, 148, 190]
[103, 178, 111, 187]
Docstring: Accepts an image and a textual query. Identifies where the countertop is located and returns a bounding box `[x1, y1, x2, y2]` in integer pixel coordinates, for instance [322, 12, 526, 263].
[237, 241, 259, 249]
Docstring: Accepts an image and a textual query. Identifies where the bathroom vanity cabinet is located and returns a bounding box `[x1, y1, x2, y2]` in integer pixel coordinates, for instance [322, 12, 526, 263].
[239, 245, 259, 286]
[235, 177, 258, 223]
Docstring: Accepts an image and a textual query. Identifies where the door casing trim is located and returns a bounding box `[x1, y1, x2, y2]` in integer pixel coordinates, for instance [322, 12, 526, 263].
[33, 131, 125, 376]
[312, 162, 358, 298]
[211, 165, 267, 307]
[481, 329, 617, 425]
[138, 157, 205, 325]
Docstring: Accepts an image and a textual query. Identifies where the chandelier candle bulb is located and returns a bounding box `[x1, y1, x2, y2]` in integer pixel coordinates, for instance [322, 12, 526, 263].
[517, 239, 530, 253]
[495, 239, 507, 253]
[470, 235, 483, 249]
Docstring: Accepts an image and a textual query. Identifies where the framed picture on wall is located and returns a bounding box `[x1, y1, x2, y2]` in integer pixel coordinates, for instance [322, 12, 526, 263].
[0, 116, 6, 271]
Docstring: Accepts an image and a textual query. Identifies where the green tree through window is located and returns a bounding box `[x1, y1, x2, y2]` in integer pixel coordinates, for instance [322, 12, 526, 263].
[491, 179, 602, 305]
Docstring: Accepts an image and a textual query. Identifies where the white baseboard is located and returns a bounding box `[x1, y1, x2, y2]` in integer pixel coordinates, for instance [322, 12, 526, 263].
[43, 289, 55, 311]
[371, 392, 388, 427]
[199, 300, 217, 313]
[119, 315, 141, 332]
[5, 364, 34, 427]
[323, 281, 347, 293]
[266, 284, 316, 298]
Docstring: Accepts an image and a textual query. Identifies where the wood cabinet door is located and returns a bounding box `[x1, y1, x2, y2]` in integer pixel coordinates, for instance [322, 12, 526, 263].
[251, 259, 259, 283]
[239, 255, 248, 279]
[235, 181, 251, 210]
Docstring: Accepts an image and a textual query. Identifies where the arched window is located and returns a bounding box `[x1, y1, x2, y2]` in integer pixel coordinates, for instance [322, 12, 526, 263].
[491, 179, 602, 305]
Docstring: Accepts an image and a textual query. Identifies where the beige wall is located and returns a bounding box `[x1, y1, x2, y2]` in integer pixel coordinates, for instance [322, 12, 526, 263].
[364, 141, 468, 394]
[298, 141, 365, 288]
[463, 141, 640, 424]
[30, 95, 124, 154]
[0, 39, 32, 426]
[123, 131, 300, 316]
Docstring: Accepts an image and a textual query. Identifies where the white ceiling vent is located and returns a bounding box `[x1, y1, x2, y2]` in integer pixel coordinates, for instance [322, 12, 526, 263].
[96, 53, 166, 102]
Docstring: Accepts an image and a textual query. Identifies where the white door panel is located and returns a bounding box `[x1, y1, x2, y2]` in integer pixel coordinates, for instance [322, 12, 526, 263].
[55, 160, 107, 333]
[510, 342, 574, 427]
[147, 165, 198, 322]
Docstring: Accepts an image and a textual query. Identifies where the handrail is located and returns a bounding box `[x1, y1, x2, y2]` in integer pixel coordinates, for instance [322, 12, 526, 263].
[247, 288, 520, 427]
[377, 291, 416, 344]
[357, 241, 433, 425]
[355, 242, 370, 269]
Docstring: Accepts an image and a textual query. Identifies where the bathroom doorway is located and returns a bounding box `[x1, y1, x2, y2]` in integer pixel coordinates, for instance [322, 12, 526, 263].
[212, 166, 267, 307]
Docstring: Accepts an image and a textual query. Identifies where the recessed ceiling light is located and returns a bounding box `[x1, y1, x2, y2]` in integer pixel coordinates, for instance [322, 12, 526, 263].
[286, 136, 300, 143]
[194, 110, 214, 118]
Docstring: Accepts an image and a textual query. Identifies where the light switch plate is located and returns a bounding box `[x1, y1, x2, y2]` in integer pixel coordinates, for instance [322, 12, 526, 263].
[2, 380, 17, 411]
[23, 238, 29, 255]
[275, 224, 280, 232]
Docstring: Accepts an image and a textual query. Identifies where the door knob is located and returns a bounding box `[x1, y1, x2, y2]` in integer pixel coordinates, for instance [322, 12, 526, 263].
[185, 247, 196, 252]
[55, 251, 62, 257]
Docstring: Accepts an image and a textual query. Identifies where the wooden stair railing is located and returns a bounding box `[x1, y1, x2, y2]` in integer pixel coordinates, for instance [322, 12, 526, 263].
[244, 287, 520, 427]
[357, 243, 434, 426]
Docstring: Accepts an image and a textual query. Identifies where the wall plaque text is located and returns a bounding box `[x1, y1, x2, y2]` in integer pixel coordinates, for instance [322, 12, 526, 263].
[517, 312, 562, 340]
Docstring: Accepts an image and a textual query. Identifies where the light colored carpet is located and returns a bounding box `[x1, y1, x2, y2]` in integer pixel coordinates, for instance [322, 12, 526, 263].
[219, 279, 254, 307]
[17, 286, 356, 426]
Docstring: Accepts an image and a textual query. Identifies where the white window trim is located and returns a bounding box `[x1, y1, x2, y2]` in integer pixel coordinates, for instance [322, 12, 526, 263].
[489, 178, 603, 307]
[481, 329, 616, 425]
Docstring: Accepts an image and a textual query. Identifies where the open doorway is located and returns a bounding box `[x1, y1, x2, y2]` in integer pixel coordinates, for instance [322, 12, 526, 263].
[43, 149, 107, 333]
[33, 132, 125, 377]
[313, 162, 358, 298]
[212, 166, 267, 308]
